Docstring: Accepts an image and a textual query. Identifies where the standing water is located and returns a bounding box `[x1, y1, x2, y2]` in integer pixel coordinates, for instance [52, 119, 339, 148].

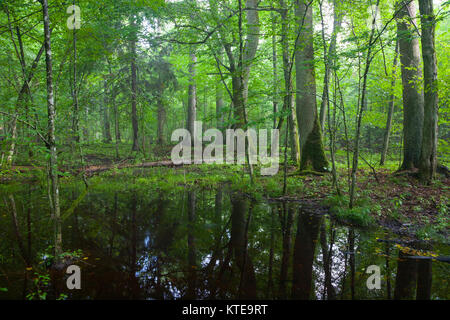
[0, 182, 448, 300]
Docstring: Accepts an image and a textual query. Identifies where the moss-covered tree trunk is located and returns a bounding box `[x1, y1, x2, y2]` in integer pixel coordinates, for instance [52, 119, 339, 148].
[295, 0, 328, 172]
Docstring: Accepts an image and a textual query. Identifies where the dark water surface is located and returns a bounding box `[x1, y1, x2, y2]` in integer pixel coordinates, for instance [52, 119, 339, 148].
[0, 183, 449, 300]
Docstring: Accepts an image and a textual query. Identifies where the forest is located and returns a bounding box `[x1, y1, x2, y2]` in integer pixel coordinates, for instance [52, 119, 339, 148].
[0, 0, 449, 301]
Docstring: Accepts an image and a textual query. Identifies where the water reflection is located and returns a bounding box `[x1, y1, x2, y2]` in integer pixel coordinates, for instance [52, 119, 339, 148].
[0, 185, 448, 300]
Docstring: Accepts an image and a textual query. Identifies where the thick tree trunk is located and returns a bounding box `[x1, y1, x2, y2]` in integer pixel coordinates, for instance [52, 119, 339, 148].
[295, 0, 328, 172]
[394, 252, 417, 300]
[418, 0, 438, 183]
[380, 41, 399, 166]
[227, 0, 260, 127]
[396, 0, 424, 170]
[241, 0, 260, 106]
[416, 259, 432, 300]
[220, 0, 259, 181]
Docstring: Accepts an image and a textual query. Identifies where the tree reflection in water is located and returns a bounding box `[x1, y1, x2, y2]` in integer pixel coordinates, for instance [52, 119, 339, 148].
[0, 186, 448, 300]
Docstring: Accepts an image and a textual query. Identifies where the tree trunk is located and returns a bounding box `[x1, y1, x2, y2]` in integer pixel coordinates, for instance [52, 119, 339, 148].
[112, 88, 120, 159]
[157, 94, 166, 146]
[187, 49, 197, 139]
[349, 0, 379, 209]
[295, 0, 328, 172]
[394, 252, 417, 300]
[216, 78, 224, 133]
[228, 0, 260, 128]
[130, 19, 139, 151]
[72, 17, 80, 144]
[6, 116, 17, 167]
[319, 0, 343, 131]
[272, 13, 278, 130]
[418, 0, 438, 183]
[4, 23, 46, 167]
[103, 79, 112, 143]
[280, 0, 300, 166]
[416, 259, 432, 300]
[396, 0, 424, 170]
[40, 0, 62, 257]
[380, 40, 399, 166]
[241, 0, 260, 107]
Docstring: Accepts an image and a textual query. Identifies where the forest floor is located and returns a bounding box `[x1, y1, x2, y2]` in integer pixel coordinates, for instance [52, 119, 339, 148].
[1, 142, 449, 243]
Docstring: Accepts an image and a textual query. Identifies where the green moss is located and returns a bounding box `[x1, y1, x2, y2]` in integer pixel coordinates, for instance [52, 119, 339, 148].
[324, 194, 376, 227]
[300, 116, 329, 172]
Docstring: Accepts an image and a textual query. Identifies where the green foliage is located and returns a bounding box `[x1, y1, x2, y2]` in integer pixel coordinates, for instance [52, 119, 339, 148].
[26, 273, 50, 301]
[435, 198, 449, 232]
[324, 194, 377, 227]
[38, 245, 83, 269]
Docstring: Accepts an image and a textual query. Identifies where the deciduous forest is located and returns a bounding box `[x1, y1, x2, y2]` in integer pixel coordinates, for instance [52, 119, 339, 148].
[0, 0, 449, 301]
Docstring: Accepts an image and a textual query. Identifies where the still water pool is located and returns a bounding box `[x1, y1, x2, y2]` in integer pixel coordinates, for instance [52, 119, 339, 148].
[0, 182, 448, 300]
